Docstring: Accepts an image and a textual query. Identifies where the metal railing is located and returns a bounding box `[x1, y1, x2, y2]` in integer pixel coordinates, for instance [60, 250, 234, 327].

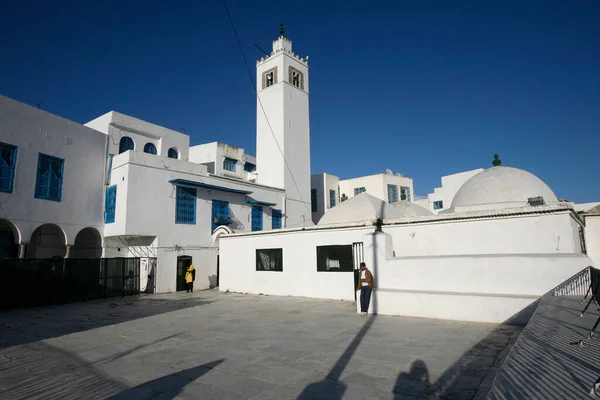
[0, 257, 140, 311]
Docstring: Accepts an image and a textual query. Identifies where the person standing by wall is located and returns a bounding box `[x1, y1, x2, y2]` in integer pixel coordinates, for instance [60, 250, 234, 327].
[185, 264, 196, 293]
[356, 262, 374, 315]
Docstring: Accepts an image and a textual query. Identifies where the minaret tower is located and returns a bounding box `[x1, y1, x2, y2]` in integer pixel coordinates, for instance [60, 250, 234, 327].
[256, 25, 313, 228]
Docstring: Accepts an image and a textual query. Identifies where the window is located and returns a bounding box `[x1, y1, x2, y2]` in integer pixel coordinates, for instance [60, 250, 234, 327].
[105, 185, 117, 223]
[400, 186, 411, 202]
[244, 162, 256, 173]
[223, 157, 237, 172]
[329, 189, 336, 208]
[168, 148, 178, 159]
[212, 200, 230, 231]
[311, 189, 317, 212]
[316, 245, 354, 272]
[143, 143, 157, 155]
[251, 205, 263, 231]
[354, 187, 366, 196]
[119, 136, 134, 154]
[289, 67, 304, 89]
[35, 154, 64, 202]
[0, 142, 17, 193]
[272, 209, 282, 229]
[433, 200, 444, 210]
[176, 186, 196, 224]
[262, 67, 277, 89]
[387, 184, 398, 203]
[256, 248, 283, 271]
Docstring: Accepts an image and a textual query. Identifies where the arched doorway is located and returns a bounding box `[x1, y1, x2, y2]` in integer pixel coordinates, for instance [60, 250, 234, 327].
[26, 224, 66, 259]
[0, 219, 19, 258]
[71, 228, 102, 258]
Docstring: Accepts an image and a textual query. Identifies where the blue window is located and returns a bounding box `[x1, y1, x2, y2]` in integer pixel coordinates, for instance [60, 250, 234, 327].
[244, 162, 256, 172]
[144, 143, 157, 154]
[272, 209, 282, 229]
[329, 189, 336, 208]
[168, 147, 178, 159]
[311, 189, 317, 212]
[433, 200, 444, 210]
[0, 142, 18, 193]
[354, 187, 366, 196]
[212, 200, 230, 231]
[251, 205, 263, 231]
[119, 136, 134, 154]
[105, 185, 117, 223]
[223, 157, 237, 172]
[176, 186, 196, 224]
[387, 184, 398, 203]
[35, 154, 64, 202]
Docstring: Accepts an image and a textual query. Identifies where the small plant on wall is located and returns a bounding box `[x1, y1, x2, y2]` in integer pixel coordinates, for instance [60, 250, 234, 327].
[374, 217, 383, 233]
[341, 193, 348, 202]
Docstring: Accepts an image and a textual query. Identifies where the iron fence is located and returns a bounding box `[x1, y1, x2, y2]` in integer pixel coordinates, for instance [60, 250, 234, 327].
[0, 257, 140, 311]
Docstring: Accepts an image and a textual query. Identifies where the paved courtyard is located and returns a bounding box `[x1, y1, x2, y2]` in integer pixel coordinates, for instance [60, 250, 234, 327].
[0, 290, 521, 399]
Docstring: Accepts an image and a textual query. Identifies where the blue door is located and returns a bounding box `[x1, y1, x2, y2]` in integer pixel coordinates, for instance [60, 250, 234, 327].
[251, 206, 263, 231]
[212, 200, 230, 232]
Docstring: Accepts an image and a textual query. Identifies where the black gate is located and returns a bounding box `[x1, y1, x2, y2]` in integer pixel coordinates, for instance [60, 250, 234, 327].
[352, 242, 364, 301]
[0, 257, 140, 311]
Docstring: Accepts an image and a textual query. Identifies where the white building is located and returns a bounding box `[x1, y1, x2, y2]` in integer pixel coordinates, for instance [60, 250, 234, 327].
[0, 94, 106, 260]
[189, 141, 257, 182]
[256, 34, 313, 229]
[414, 168, 484, 214]
[310, 170, 415, 224]
[220, 166, 597, 324]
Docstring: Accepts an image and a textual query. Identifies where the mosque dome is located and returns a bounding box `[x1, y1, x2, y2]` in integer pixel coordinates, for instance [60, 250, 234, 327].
[450, 166, 558, 212]
[318, 193, 425, 226]
[391, 200, 433, 217]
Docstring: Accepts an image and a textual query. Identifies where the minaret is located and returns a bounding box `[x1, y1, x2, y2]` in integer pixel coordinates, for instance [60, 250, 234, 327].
[256, 25, 313, 228]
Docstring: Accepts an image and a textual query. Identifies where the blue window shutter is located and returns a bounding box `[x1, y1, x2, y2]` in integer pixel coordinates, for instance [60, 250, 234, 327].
[119, 137, 134, 154]
[105, 185, 117, 223]
[252, 206, 263, 231]
[175, 186, 197, 224]
[35, 154, 64, 202]
[0, 142, 18, 193]
[387, 184, 398, 203]
[223, 157, 237, 172]
[212, 200, 230, 231]
[144, 143, 157, 154]
[272, 209, 282, 229]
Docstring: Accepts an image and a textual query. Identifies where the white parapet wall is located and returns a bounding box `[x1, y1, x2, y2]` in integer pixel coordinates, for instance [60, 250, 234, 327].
[358, 232, 592, 324]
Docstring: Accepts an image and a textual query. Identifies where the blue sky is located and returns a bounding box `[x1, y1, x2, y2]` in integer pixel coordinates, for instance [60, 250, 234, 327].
[1, 1, 599, 202]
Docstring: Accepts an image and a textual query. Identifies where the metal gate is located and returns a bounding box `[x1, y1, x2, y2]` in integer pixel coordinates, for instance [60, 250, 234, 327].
[352, 242, 364, 300]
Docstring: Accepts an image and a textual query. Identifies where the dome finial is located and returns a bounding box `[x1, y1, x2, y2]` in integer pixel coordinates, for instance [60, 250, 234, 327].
[492, 154, 501, 166]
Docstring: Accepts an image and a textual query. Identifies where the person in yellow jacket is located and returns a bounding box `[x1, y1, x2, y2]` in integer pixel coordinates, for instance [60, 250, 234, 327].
[185, 264, 196, 293]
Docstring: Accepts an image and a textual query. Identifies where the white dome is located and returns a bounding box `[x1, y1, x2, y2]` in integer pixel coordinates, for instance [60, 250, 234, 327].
[451, 166, 558, 212]
[391, 200, 433, 217]
[318, 193, 414, 226]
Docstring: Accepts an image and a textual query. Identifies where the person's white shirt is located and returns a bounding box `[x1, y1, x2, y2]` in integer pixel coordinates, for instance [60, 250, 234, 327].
[361, 270, 369, 286]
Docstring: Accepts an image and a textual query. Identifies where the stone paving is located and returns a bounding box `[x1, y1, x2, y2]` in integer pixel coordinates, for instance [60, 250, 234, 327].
[0, 290, 522, 399]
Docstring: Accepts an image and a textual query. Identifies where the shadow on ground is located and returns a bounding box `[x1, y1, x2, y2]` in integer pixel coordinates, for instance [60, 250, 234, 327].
[0, 292, 214, 349]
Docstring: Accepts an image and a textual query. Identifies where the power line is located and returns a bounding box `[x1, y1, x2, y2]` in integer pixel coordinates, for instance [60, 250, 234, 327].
[220, 0, 313, 218]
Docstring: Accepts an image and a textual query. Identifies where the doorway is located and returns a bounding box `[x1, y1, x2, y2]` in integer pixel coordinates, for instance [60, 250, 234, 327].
[176, 256, 192, 291]
[352, 242, 364, 301]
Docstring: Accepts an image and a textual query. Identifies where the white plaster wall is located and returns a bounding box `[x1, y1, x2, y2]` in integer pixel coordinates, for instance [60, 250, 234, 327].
[189, 142, 218, 174]
[339, 175, 386, 201]
[585, 216, 600, 267]
[382, 174, 414, 202]
[360, 232, 591, 323]
[85, 111, 190, 161]
[0, 95, 107, 246]
[256, 38, 312, 228]
[310, 174, 326, 224]
[105, 151, 284, 292]
[325, 173, 340, 209]
[386, 212, 582, 257]
[220, 227, 371, 300]
[427, 169, 484, 214]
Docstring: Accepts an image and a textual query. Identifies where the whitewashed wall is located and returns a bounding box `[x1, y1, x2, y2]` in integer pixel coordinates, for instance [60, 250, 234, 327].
[0, 95, 107, 249]
[426, 169, 485, 214]
[220, 227, 371, 301]
[106, 150, 285, 293]
[360, 232, 591, 324]
[585, 215, 600, 267]
[339, 174, 414, 203]
[386, 212, 582, 257]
